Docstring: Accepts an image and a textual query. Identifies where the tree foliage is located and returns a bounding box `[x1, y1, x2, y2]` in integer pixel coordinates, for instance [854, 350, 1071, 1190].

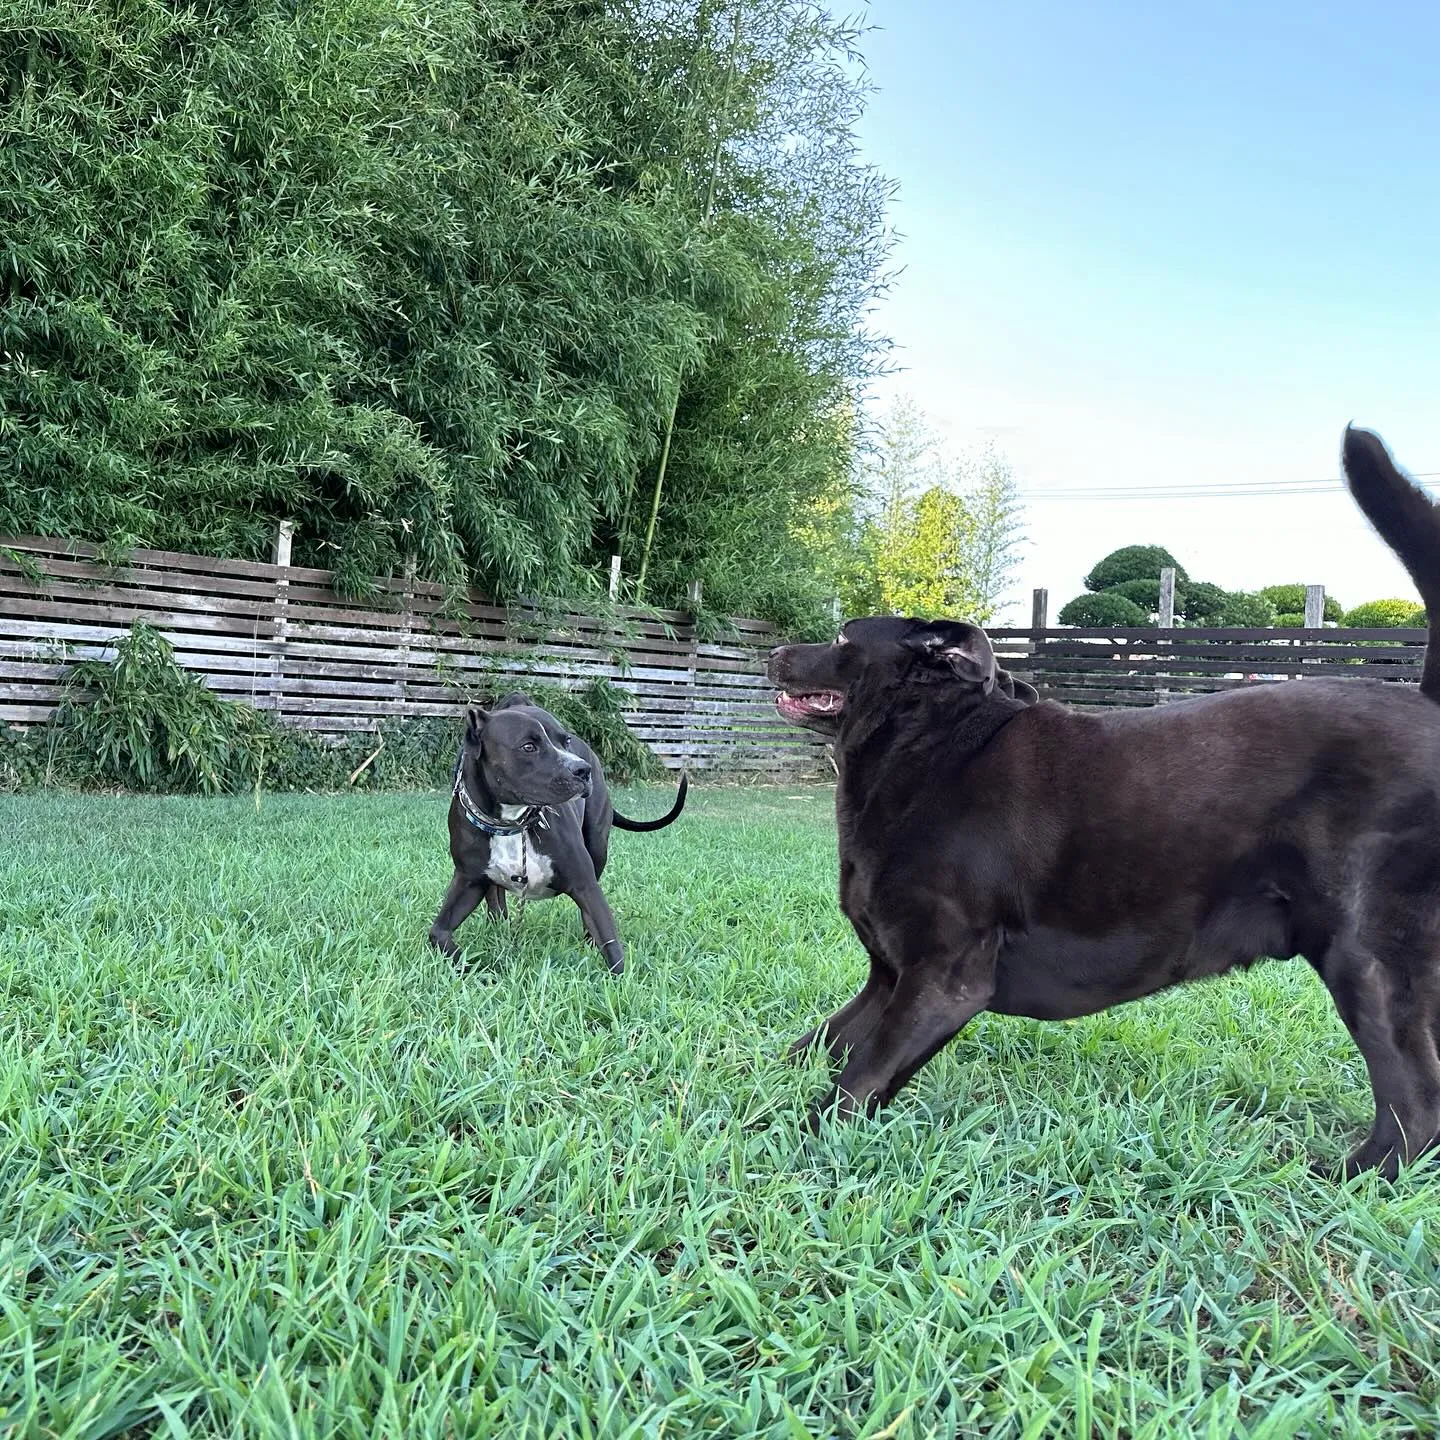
[1215, 591, 1277, 627]
[1083, 546, 1188, 593]
[829, 398, 1025, 624]
[0, 0, 890, 628]
[1057, 591, 1148, 627]
[1342, 599, 1426, 628]
[1258, 585, 1343, 622]
[1179, 580, 1228, 625]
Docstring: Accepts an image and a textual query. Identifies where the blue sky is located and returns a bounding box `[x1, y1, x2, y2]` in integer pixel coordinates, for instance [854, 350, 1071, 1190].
[852, 0, 1440, 618]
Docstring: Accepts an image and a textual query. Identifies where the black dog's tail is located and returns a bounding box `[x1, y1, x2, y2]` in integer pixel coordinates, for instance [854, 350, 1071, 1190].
[1342, 424, 1440, 702]
[612, 771, 688, 832]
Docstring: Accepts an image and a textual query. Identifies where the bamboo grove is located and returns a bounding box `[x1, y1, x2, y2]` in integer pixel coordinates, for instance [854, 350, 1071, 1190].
[1, 0, 893, 634]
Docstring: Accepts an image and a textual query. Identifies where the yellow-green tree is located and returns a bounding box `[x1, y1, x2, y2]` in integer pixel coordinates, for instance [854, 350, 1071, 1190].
[832, 397, 1023, 622]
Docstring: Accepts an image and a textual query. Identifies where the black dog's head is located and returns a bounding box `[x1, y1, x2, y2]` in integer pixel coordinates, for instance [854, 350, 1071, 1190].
[464, 703, 592, 806]
[767, 616, 1039, 736]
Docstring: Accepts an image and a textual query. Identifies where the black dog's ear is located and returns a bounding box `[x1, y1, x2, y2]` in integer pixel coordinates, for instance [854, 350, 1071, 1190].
[1012, 678, 1040, 705]
[906, 621, 997, 693]
[494, 691, 532, 711]
[463, 705, 491, 745]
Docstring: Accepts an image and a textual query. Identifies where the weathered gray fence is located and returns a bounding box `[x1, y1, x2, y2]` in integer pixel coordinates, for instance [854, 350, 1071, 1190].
[989, 626, 1426, 707]
[0, 535, 828, 775]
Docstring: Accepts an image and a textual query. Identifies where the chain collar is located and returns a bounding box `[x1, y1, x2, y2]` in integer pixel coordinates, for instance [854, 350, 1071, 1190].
[451, 755, 550, 837]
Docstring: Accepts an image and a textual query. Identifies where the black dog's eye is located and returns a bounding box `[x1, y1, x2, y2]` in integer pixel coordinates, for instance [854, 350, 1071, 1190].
[521, 741, 539, 753]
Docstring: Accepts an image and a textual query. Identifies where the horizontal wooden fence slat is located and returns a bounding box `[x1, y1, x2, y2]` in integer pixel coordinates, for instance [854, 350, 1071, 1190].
[993, 621, 1428, 709]
[0, 536, 823, 776]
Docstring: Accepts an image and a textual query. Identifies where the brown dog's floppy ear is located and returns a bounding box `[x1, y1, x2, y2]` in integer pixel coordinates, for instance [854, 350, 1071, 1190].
[995, 668, 1040, 706]
[906, 620, 997, 693]
[463, 705, 490, 746]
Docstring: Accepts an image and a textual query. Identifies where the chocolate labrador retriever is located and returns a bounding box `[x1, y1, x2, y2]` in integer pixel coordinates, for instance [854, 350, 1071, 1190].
[769, 426, 1440, 1179]
[428, 693, 686, 972]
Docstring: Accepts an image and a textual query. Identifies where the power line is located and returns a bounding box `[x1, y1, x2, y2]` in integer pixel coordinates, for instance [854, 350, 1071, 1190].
[1021, 471, 1440, 502]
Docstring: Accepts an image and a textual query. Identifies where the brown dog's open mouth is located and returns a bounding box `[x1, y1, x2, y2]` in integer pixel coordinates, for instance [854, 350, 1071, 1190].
[776, 690, 844, 723]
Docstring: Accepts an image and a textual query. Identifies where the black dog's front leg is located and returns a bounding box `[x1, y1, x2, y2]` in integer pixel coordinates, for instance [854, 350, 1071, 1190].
[429, 869, 486, 960]
[569, 881, 624, 974]
[484, 883, 509, 920]
[808, 928, 1000, 1130]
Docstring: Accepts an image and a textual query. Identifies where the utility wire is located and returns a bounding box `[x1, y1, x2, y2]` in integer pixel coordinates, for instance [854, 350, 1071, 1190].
[1022, 471, 1440, 501]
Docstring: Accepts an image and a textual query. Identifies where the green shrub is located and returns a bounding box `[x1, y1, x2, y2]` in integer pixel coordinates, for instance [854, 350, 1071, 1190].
[1273, 612, 1306, 628]
[1106, 578, 1182, 616]
[1179, 581, 1228, 625]
[56, 624, 240, 793]
[1058, 592, 1149, 627]
[1258, 585, 1343, 622]
[1084, 546, 1188, 593]
[1215, 592, 1277, 627]
[1341, 598, 1426, 628]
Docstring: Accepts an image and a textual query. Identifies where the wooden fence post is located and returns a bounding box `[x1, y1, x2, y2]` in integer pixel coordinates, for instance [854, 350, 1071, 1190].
[1156, 567, 1176, 704]
[1031, 588, 1048, 630]
[609, 555, 621, 601]
[684, 579, 702, 775]
[1304, 584, 1325, 629]
[1024, 588, 1048, 695]
[270, 520, 294, 714]
[395, 557, 417, 718]
[1157, 569, 1176, 629]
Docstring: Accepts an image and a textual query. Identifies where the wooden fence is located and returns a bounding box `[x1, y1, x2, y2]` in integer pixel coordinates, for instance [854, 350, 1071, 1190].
[0, 534, 829, 775]
[988, 626, 1428, 707]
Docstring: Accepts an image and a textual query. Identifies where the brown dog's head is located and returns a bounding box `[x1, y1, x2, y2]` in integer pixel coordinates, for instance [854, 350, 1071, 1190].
[767, 616, 1038, 736]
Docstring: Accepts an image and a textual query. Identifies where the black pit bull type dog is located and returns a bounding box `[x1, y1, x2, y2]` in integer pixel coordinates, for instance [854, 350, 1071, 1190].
[769, 426, 1440, 1180]
[428, 693, 686, 973]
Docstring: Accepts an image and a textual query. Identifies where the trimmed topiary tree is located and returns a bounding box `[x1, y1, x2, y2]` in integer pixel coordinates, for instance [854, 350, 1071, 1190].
[1106, 577, 1188, 616]
[1084, 546, 1189, 593]
[1181, 580, 1229, 625]
[1216, 591, 1277, 627]
[1342, 599, 1426, 628]
[1258, 585, 1343, 622]
[1058, 591, 1149, 627]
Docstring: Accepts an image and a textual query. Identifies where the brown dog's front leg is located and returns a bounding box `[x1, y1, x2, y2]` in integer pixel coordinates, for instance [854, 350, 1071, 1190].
[807, 930, 999, 1130]
[788, 952, 896, 1060]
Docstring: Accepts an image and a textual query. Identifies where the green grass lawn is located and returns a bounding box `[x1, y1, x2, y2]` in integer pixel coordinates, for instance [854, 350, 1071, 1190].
[3, 785, 1439, 1438]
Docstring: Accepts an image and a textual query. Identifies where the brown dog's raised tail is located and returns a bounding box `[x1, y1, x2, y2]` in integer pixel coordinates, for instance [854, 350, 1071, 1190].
[1342, 424, 1440, 701]
[612, 770, 688, 831]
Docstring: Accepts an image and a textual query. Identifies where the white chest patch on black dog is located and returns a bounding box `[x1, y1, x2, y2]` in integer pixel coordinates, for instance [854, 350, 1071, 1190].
[485, 807, 556, 898]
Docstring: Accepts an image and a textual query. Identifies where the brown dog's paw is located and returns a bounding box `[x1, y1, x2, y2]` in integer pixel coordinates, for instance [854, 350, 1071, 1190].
[787, 1028, 822, 1061]
[1310, 1143, 1400, 1183]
